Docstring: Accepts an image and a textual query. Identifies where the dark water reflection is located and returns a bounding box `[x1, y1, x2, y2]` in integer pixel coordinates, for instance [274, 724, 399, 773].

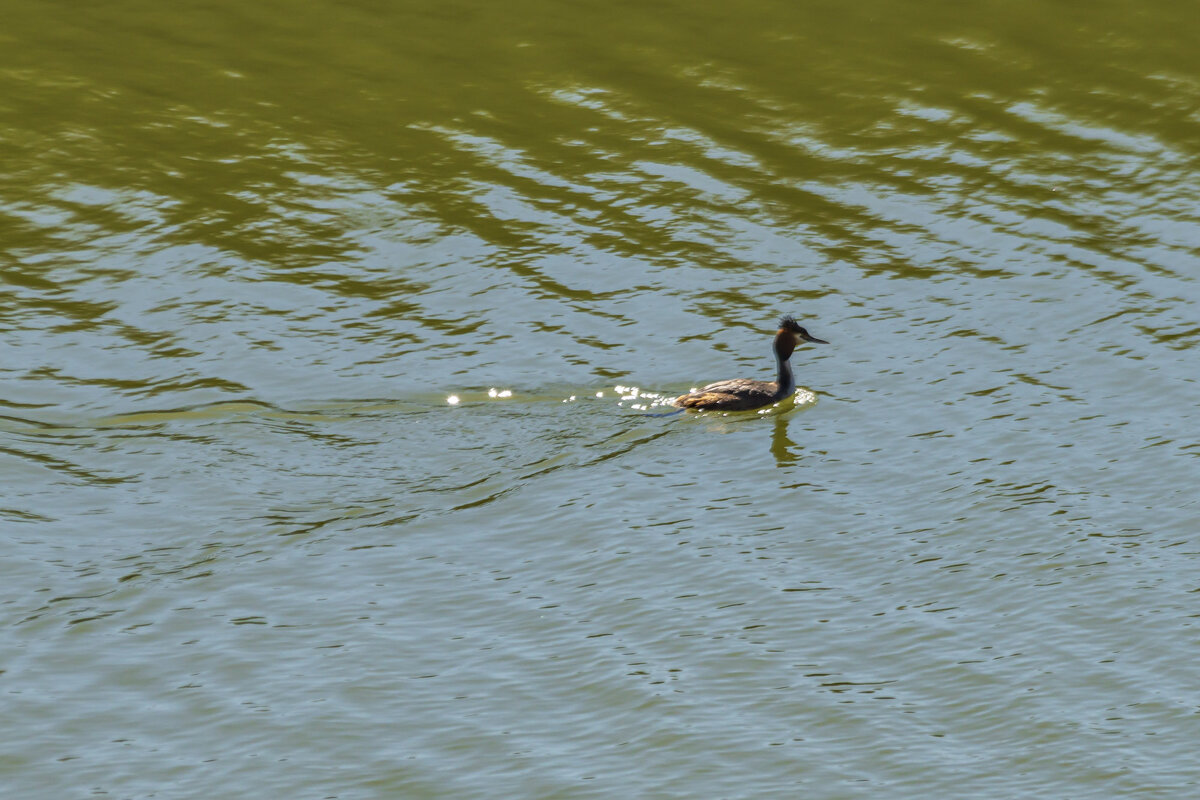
[3, 0, 1200, 797]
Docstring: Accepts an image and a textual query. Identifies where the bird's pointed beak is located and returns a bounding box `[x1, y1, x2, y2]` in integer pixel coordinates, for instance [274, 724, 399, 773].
[801, 332, 828, 344]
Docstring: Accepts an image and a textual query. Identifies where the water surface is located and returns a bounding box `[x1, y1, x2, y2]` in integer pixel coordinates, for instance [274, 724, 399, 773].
[3, 1, 1199, 797]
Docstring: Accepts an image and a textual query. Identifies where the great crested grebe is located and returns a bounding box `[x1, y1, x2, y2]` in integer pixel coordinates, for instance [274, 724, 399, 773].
[672, 316, 828, 411]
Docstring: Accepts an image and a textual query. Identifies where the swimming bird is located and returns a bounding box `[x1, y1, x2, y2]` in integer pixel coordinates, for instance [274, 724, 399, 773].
[672, 316, 828, 411]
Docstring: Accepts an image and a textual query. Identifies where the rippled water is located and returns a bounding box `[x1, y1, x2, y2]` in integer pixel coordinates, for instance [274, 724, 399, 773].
[4, 1, 1200, 797]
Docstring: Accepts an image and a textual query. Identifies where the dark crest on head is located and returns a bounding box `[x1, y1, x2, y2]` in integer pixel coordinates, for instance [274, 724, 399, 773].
[778, 315, 802, 332]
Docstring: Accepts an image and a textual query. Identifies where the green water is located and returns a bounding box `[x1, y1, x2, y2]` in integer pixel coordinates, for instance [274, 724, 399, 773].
[3, 2, 1199, 797]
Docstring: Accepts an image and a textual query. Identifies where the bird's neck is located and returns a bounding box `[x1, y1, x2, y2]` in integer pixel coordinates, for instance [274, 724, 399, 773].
[775, 353, 795, 399]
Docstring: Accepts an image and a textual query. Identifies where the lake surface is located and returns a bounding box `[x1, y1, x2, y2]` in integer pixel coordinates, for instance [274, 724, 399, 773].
[3, 1, 1199, 797]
